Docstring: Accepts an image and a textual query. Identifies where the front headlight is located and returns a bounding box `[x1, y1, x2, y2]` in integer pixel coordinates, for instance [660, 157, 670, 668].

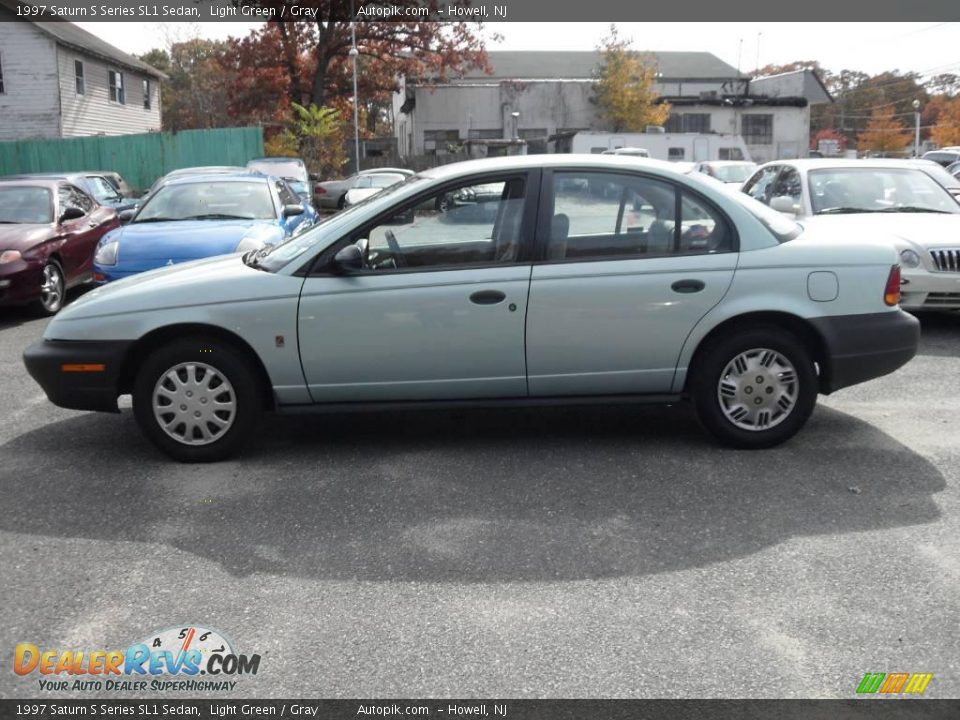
[235, 237, 266, 253]
[899, 249, 921, 269]
[94, 241, 119, 266]
[0, 250, 22, 264]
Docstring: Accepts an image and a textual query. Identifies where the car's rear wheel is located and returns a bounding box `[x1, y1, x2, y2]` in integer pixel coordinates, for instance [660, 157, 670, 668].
[133, 338, 263, 462]
[37, 260, 65, 315]
[691, 327, 818, 448]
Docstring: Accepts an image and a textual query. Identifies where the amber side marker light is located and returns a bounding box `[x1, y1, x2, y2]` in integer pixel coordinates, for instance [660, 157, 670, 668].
[884, 265, 902, 306]
[61, 364, 106, 372]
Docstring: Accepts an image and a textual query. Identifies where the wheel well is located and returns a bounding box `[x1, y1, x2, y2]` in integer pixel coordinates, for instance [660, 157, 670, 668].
[118, 324, 276, 410]
[685, 311, 832, 393]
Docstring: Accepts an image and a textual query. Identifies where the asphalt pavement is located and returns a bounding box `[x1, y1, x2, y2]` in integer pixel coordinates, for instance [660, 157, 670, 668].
[1, 298, 958, 698]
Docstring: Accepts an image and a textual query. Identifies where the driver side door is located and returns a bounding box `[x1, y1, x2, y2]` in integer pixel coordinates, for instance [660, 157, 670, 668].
[297, 171, 538, 402]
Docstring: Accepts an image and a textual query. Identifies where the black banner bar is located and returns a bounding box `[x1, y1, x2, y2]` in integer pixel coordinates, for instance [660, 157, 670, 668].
[2, 700, 960, 719]
[1, 0, 959, 22]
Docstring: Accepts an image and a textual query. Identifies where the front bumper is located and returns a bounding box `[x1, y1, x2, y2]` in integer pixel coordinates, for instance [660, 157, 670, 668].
[901, 269, 960, 310]
[23, 339, 133, 412]
[811, 310, 920, 394]
[0, 260, 44, 307]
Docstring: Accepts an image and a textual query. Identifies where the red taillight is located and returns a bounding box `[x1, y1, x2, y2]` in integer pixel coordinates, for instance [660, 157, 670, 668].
[314, 185, 326, 195]
[884, 264, 901, 306]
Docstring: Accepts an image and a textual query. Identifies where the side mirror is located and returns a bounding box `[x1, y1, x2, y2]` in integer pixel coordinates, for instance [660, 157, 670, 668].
[770, 196, 799, 215]
[118, 209, 136, 224]
[59, 206, 85, 223]
[283, 204, 305, 218]
[333, 243, 364, 273]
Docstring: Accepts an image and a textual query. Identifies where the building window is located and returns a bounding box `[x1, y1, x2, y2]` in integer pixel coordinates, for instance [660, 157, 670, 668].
[108, 70, 125, 104]
[664, 113, 711, 133]
[518, 128, 547, 140]
[0, 54, 5, 94]
[467, 129, 502, 140]
[75, 60, 85, 95]
[142, 79, 151, 110]
[742, 114, 773, 145]
[423, 129, 460, 155]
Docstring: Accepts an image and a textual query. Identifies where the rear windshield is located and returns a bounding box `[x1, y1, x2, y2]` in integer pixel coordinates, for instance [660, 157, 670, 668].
[0, 186, 53, 224]
[724, 185, 802, 242]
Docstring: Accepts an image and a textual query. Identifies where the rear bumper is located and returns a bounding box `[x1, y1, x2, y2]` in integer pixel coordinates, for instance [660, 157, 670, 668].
[811, 310, 920, 394]
[23, 339, 133, 412]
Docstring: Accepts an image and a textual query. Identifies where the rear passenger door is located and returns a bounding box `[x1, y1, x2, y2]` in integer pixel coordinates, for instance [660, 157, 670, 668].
[525, 169, 737, 396]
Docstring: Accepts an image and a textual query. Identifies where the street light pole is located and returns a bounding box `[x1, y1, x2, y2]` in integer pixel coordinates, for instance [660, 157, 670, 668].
[350, 0, 360, 173]
[912, 99, 921, 158]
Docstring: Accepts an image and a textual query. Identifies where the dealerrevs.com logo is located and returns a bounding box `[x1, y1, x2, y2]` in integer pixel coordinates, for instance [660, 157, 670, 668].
[14, 625, 261, 692]
[856, 672, 933, 696]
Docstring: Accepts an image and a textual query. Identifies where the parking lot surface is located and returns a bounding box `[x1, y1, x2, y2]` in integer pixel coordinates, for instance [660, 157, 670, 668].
[1, 301, 958, 698]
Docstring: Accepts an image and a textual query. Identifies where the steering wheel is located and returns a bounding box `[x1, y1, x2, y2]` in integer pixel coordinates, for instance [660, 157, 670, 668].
[384, 229, 406, 267]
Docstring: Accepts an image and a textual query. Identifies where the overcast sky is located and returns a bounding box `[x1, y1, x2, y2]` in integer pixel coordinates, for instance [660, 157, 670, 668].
[75, 21, 960, 78]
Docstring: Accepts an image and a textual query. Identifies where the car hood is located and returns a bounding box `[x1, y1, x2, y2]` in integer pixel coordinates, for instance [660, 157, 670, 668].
[801, 213, 960, 249]
[50, 253, 297, 328]
[108, 219, 284, 260]
[0, 223, 54, 250]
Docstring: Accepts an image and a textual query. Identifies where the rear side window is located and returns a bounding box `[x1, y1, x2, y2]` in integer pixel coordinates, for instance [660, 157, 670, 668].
[545, 171, 733, 261]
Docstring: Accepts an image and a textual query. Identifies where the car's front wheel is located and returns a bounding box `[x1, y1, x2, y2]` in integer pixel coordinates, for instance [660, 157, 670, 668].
[133, 338, 263, 462]
[691, 328, 818, 449]
[36, 259, 65, 315]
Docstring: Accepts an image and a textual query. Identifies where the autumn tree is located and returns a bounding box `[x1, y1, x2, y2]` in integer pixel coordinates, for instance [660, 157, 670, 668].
[931, 97, 960, 147]
[229, 3, 492, 110]
[592, 25, 670, 133]
[139, 40, 236, 131]
[857, 105, 912, 156]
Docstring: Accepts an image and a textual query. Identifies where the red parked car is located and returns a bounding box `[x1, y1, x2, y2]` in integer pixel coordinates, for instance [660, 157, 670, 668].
[0, 179, 119, 314]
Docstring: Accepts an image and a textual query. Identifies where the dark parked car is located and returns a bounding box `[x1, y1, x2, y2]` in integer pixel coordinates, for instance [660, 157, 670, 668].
[3, 172, 139, 212]
[0, 179, 119, 314]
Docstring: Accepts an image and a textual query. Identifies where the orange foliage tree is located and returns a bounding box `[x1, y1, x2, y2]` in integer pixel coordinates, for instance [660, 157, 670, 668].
[857, 105, 912, 156]
[931, 97, 960, 147]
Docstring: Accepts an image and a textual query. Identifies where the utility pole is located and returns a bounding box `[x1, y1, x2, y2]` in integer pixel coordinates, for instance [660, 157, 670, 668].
[350, 0, 360, 173]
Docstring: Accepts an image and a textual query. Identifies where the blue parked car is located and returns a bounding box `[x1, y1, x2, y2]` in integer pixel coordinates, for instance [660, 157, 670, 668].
[94, 173, 317, 282]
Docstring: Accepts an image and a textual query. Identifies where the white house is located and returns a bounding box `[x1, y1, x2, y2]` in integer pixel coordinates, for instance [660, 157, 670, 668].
[0, 3, 165, 142]
[393, 51, 832, 163]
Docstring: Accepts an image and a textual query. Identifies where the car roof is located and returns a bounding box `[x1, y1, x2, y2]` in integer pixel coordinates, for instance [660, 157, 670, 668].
[163, 172, 272, 186]
[0, 178, 60, 189]
[759, 158, 953, 170]
[248, 157, 305, 164]
[358, 167, 413, 175]
[3, 172, 103, 181]
[417, 154, 685, 181]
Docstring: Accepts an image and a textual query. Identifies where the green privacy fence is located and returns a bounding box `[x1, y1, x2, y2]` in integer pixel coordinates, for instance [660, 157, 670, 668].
[0, 126, 264, 193]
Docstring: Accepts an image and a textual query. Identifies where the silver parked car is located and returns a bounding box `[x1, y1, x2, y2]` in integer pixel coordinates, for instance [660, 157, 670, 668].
[24, 155, 918, 462]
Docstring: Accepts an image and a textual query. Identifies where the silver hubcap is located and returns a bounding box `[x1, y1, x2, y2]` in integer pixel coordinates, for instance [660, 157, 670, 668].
[717, 348, 799, 431]
[40, 264, 63, 310]
[152, 362, 236, 446]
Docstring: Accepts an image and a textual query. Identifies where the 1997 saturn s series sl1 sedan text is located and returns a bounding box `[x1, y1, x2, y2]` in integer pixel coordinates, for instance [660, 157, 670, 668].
[24, 156, 920, 462]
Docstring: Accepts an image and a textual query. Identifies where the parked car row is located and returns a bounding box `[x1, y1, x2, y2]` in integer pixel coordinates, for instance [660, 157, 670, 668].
[0, 157, 320, 313]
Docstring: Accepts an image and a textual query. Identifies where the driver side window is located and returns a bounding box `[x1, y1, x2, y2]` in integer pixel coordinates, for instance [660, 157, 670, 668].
[361, 176, 527, 271]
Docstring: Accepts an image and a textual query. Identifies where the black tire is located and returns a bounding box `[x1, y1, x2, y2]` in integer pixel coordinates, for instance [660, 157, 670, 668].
[132, 337, 263, 462]
[336, 194, 346, 210]
[35, 259, 66, 316]
[691, 327, 818, 449]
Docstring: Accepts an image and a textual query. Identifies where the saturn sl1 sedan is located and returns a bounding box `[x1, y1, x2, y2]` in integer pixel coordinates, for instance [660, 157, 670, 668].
[24, 155, 919, 462]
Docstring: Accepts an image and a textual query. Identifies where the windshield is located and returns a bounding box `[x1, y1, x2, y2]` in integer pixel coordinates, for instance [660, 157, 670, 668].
[86, 176, 122, 202]
[809, 168, 960, 214]
[253, 175, 430, 273]
[248, 160, 308, 183]
[0, 186, 54, 224]
[135, 181, 276, 222]
[710, 164, 757, 183]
